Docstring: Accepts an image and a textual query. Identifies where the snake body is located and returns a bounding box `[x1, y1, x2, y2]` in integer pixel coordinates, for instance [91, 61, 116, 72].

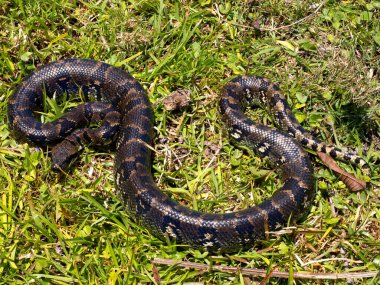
[8, 59, 367, 252]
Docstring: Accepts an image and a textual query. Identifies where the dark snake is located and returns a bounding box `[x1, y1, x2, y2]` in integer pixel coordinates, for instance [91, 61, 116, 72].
[7, 59, 368, 252]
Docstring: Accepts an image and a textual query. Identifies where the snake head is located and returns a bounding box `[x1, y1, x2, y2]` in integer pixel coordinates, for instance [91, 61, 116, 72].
[51, 139, 81, 172]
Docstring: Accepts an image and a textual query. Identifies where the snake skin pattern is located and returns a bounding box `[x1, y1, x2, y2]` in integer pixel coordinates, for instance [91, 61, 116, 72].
[8, 59, 368, 252]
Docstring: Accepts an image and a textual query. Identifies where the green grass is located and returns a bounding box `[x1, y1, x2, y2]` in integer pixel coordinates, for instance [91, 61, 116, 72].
[0, 0, 379, 284]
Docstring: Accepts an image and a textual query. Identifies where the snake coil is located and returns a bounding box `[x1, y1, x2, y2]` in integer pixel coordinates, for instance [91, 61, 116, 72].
[8, 59, 367, 252]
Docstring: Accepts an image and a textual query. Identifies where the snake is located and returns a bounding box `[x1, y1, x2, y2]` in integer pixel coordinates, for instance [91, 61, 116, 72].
[7, 58, 368, 252]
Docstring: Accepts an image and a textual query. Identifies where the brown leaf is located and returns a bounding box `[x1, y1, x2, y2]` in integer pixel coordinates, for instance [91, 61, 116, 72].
[162, 88, 191, 111]
[152, 262, 161, 285]
[317, 152, 366, 191]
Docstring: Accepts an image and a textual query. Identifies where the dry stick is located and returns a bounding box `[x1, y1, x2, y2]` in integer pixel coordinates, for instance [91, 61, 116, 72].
[153, 258, 379, 280]
[261, 0, 328, 31]
[228, 0, 328, 31]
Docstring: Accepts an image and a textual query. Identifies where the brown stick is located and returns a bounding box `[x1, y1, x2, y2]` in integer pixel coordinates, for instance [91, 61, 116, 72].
[153, 258, 379, 280]
[226, 0, 328, 31]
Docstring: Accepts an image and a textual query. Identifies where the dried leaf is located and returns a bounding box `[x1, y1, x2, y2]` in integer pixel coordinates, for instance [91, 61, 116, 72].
[317, 152, 366, 191]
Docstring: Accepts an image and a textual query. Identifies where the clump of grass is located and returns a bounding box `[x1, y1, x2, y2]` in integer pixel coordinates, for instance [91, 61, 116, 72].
[0, 1, 379, 284]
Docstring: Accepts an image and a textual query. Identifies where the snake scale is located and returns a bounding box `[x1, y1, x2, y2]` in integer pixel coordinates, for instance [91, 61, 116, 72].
[8, 59, 368, 252]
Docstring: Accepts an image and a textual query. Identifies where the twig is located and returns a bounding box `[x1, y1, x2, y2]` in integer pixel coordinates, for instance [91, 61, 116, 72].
[227, 0, 328, 31]
[153, 258, 379, 280]
[261, 0, 328, 31]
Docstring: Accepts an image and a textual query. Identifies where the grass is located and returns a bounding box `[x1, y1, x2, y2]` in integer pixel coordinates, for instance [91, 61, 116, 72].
[0, 0, 379, 284]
